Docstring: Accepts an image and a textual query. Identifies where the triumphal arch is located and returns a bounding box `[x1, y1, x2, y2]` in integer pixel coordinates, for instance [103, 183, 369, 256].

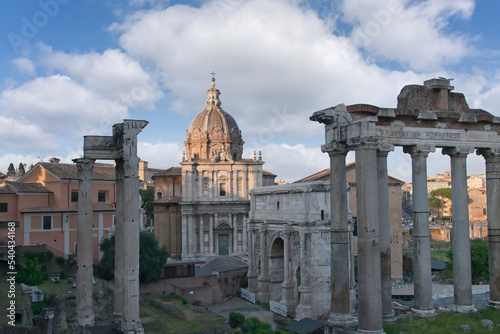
[311, 78, 500, 333]
[73, 119, 148, 334]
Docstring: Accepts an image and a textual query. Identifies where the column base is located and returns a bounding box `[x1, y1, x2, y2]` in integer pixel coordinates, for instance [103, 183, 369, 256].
[382, 310, 397, 322]
[75, 314, 95, 327]
[112, 312, 123, 324]
[356, 329, 385, 334]
[488, 300, 500, 309]
[452, 303, 477, 313]
[119, 322, 144, 334]
[295, 304, 313, 320]
[327, 312, 357, 328]
[411, 307, 437, 318]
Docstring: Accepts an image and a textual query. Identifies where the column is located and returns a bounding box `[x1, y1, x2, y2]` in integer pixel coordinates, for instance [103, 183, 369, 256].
[118, 156, 143, 332]
[199, 215, 204, 254]
[74, 158, 95, 327]
[443, 147, 476, 313]
[113, 159, 124, 324]
[209, 214, 215, 254]
[403, 145, 436, 317]
[232, 214, 238, 254]
[188, 214, 195, 255]
[355, 139, 383, 333]
[243, 216, 248, 253]
[257, 221, 270, 302]
[181, 214, 188, 258]
[280, 224, 294, 309]
[377, 145, 395, 320]
[326, 146, 356, 327]
[478, 149, 500, 308]
[248, 227, 259, 292]
[295, 226, 313, 319]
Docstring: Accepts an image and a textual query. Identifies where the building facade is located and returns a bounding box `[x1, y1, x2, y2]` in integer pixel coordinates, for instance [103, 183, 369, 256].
[153, 78, 276, 260]
[0, 161, 117, 263]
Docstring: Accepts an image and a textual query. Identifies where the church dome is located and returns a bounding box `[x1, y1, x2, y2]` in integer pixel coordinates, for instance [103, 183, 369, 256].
[184, 78, 244, 162]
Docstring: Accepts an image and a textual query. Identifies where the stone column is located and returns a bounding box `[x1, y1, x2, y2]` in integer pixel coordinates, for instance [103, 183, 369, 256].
[74, 158, 95, 327]
[295, 225, 313, 319]
[443, 147, 476, 313]
[403, 145, 436, 317]
[209, 214, 215, 255]
[243, 217, 248, 253]
[355, 139, 383, 333]
[257, 221, 270, 302]
[113, 159, 124, 324]
[118, 156, 143, 333]
[232, 214, 238, 254]
[188, 214, 195, 255]
[247, 226, 259, 292]
[280, 224, 294, 309]
[199, 215, 204, 254]
[478, 149, 500, 308]
[326, 146, 356, 327]
[377, 145, 395, 320]
[181, 214, 188, 258]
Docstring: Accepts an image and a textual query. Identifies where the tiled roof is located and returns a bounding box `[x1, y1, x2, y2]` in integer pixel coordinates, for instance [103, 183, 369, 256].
[20, 202, 115, 213]
[294, 163, 404, 185]
[39, 162, 116, 180]
[152, 167, 182, 178]
[262, 170, 277, 177]
[1, 182, 52, 194]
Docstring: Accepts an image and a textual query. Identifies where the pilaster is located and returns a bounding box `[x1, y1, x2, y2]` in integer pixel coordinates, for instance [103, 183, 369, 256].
[257, 222, 270, 302]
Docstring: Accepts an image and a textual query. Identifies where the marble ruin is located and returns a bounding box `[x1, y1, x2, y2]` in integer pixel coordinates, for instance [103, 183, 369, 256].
[74, 119, 148, 333]
[309, 78, 500, 333]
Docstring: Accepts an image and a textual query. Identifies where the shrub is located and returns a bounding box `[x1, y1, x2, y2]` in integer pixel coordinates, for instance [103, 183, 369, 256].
[229, 312, 245, 328]
[17, 258, 46, 286]
[46, 250, 54, 262]
[56, 256, 65, 266]
[59, 269, 68, 280]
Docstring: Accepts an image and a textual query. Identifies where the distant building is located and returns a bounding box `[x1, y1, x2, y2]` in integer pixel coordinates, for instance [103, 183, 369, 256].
[468, 188, 487, 222]
[0, 161, 119, 263]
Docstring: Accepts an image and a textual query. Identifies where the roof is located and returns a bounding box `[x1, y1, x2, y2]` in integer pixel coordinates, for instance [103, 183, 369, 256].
[431, 260, 447, 271]
[262, 170, 277, 177]
[20, 202, 115, 213]
[294, 163, 404, 185]
[0, 182, 52, 194]
[153, 196, 182, 204]
[18, 162, 116, 182]
[195, 256, 248, 276]
[152, 167, 182, 178]
[285, 318, 325, 334]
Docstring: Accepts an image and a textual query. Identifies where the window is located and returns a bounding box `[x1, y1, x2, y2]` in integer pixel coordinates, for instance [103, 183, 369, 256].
[194, 153, 199, 158]
[219, 183, 226, 197]
[71, 191, 78, 203]
[98, 191, 106, 202]
[43, 216, 52, 230]
[0, 203, 7, 212]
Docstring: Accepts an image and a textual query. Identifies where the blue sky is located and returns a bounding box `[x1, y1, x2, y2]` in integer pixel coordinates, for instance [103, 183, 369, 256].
[1, 0, 499, 182]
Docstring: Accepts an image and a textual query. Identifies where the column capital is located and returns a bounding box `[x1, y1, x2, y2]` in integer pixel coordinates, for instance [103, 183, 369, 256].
[403, 144, 435, 157]
[73, 158, 95, 180]
[322, 142, 350, 156]
[477, 148, 500, 161]
[442, 146, 474, 158]
[377, 143, 394, 157]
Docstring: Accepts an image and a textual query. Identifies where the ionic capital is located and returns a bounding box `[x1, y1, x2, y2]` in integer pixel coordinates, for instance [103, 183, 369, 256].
[73, 158, 95, 180]
[322, 143, 350, 156]
[477, 148, 500, 162]
[377, 143, 394, 157]
[442, 146, 474, 158]
[403, 144, 435, 157]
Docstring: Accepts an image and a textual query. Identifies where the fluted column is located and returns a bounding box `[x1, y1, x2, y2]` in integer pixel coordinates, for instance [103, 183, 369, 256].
[181, 214, 188, 258]
[355, 139, 383, 333]
[113, 159, 124, 324]
[478, 149, 500, 308]
[443, 147, 476, 313]
[295, 225, 313, 319]
[117, 156, 143, 332]
[243, 217, 248, 253]
[257, 221, 270, 302]
[326, 145, 356, 327]
[403, 145, 436, 317]
[188, 214, 195, 255]
[247, 226, 259, 292]
[74, 158, 95, 327]
[209, 214, 215, 255]
[199, 215, 204, 254]
[232, 213, 238, 254]
[377, 145, 395, 320]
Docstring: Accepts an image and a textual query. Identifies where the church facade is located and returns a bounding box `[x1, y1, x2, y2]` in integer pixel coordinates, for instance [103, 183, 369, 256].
[153, 78, 276, 260]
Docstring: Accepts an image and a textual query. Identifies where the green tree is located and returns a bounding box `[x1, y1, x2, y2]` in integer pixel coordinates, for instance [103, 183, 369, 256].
[7, 162, 15, 175]
[139, 187, 154, 220]
[428, 197, 442, 216]
[17, 258, 46, 285]
[430, 188, 452, 199]
[96, 231, 169, 283]
[445, 239, 489, 280]
[18, 163, 26, 176]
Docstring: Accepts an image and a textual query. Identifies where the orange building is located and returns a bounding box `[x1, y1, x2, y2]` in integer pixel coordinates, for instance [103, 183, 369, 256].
[0, 160, 117, 263]
[468, 188, 487, 222]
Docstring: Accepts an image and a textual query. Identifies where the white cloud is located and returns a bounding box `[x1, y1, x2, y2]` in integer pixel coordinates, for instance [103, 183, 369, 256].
[39, 46, 163, 109]
[12, 58, 36, 76]
[0, 116, 58, 152]
[340, 0, 475, 71]
[138, 141, 183, 169]
[111, 0, 429, 142]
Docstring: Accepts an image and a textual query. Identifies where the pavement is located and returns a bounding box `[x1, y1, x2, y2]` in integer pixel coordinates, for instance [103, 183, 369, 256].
[206, 296, 278, 329]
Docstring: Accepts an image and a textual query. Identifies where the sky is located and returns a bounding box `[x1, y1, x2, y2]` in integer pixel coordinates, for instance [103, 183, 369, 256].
[1, 0, 500, 183]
